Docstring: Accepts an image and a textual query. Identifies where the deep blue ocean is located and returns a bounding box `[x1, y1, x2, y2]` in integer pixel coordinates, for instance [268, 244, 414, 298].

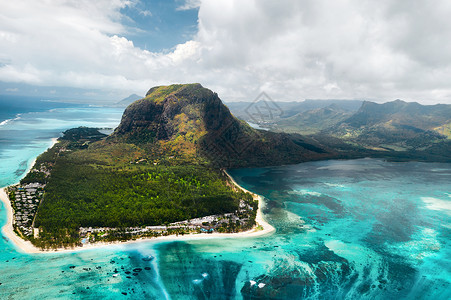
[0, 96, 450, 299]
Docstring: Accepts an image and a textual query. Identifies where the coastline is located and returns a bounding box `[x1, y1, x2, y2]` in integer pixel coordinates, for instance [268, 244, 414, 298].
[0, 154, 275, 254]
[0, 137, 59, 253]
[223, 170, 275, 235]
[0, 188, 41, 253]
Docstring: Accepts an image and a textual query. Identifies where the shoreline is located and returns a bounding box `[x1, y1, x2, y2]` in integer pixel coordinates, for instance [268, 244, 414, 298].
[1, 188, 41, 253]
[223, 170, 275, 235]
[0, 137, 60, 253]
[0, 153, 275, 254]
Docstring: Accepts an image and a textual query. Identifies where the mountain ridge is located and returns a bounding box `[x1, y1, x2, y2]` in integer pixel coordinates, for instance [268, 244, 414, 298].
[112, 83, 334, 167]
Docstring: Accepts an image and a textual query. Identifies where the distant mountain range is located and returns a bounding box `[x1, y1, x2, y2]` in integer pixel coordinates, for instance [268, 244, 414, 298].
[274, 104, 353, 135]
[226, 99, 363, 120]
[325, 100, 451, 153]
[257, 99, 451, 161]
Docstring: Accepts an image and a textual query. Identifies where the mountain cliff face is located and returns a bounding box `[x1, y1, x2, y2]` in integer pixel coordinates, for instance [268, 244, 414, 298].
[113, 84, 333, 167]
[114, 84, 231, 142]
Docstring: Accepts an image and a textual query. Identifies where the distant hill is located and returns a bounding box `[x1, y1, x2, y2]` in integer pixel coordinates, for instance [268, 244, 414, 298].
[342, 100, 451, 129]
[323, 100, 451, 151]
[113, 84, 333, 167]
[273, 104, 354, 134]
[263, 98, 451, 161]
[115, 94, 143, 107]
[226, 99, 363, 122]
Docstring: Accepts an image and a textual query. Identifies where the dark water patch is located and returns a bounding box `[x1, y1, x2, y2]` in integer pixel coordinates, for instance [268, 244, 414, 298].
[364, 195, 420, 244]
[240, 171, 291, 192]
[14, 160, 28, 176]
[297, 243, 349, 265]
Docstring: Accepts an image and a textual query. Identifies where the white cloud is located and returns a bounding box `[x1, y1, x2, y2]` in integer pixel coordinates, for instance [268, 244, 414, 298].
[5, 87, 18, 92]
[191, 0, 451, 103]
[1, 0, 451, 104]
[139, 10, 152, 17]
[177, 0, 202, 11]
[167, 41, 200, 63]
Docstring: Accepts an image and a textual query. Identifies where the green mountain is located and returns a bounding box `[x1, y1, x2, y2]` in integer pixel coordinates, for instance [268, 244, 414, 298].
[273, 104, 353, 134]
[326, 100, 451, 151]
[112, 83, 333, 167]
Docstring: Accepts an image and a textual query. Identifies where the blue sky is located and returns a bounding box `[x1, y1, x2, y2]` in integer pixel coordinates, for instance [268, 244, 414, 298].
[119, 1, 198, 52]
[1, 0, 451, 104]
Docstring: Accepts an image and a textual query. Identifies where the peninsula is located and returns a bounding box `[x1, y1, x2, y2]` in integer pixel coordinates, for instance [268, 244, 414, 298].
[2, 83, 328, 251]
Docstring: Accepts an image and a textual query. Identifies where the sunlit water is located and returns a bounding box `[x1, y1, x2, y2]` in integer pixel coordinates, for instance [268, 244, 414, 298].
[0, 99, 450, 299]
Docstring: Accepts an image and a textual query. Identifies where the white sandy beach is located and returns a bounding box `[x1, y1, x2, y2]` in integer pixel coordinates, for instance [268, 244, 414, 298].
[1, 188, 41, 253]
[0, 160, 275, 254]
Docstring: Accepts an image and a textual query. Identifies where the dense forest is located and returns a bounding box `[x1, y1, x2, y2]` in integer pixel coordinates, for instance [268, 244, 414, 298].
[35, 161, 247, 230]
[16, 126, 254, 249]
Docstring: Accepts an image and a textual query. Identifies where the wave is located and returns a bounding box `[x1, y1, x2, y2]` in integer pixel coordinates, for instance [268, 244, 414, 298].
[289, 189, 322, 197]
[0, 114, 22, 126]
[325, 183, 346, 188]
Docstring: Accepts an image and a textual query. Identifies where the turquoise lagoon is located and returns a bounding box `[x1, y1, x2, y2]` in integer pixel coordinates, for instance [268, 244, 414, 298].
[0, 101, 450, 299]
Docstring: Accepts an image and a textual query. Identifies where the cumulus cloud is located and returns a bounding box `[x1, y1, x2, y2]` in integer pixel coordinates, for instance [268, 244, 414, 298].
[1, 0, 451, 104]
[194, 0, 451, 103]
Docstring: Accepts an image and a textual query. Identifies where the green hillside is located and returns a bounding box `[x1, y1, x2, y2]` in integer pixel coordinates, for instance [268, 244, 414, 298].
[273, 105, 353, 135]
[326, 100, 451, 152]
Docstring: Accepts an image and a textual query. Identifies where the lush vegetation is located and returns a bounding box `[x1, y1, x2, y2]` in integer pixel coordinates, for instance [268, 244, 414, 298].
[35, 161, 245, 229]
[22, 125, 254, 248]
